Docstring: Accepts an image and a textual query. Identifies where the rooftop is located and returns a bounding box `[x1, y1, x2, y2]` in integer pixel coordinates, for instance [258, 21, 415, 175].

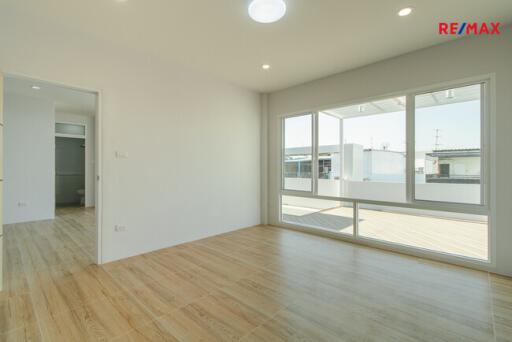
[427, 148, 480, 158]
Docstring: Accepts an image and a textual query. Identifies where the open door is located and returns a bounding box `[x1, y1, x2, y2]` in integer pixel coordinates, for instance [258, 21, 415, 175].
[0, 72, 4, 290]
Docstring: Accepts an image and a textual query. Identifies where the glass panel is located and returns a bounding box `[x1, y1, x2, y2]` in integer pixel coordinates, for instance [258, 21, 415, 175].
[414, 84, 482, 204]
[281, 195, 353, 235]
[283, 114, 312, 191]
[323, 96, 406, 202]
[56, 123, 85, 136]
[318, 113, 341, 196]
[358, 205, 488, 260]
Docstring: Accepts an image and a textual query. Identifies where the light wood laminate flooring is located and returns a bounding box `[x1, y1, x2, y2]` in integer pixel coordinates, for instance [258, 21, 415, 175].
[2, 207, 511, 341]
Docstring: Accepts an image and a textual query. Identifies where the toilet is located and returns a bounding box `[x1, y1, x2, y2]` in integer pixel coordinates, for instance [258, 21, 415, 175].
[77, 189, 85, 206]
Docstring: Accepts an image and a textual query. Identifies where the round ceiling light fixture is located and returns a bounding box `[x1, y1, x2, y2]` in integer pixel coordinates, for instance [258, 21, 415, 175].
[248, 0, 287, 24]
[398, 7, 413, 16]
[262, 64, 271, 70]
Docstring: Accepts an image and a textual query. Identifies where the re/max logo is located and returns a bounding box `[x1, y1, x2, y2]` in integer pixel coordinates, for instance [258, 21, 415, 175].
[439, 22, 502, 35]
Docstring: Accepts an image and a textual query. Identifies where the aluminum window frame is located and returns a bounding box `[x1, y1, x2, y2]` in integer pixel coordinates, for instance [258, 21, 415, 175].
[281, 112, 315, 193]
[409, 80, 489, 209]
[278, 75, 494, 268]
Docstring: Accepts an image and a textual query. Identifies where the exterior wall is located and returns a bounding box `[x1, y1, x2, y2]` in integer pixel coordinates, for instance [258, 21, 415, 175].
[284, 178, 480, 205]
[440, 156, 480, 176]
[343, 144, 363, 181]
[281, 194, 484, 222]
[364, 150, 405, 182]
[282, 195, 341, 210]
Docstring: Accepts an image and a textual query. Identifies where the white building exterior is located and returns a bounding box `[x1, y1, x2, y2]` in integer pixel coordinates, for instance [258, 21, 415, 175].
[284, 144, 481, 206]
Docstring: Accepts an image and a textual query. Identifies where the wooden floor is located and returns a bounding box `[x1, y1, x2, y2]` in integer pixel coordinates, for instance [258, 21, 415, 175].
[283, 204, 488, 260]
[2, 208, 512, 341]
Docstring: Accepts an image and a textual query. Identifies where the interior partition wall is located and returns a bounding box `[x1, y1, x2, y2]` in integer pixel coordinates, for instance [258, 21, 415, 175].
[279, 78, 491, 266]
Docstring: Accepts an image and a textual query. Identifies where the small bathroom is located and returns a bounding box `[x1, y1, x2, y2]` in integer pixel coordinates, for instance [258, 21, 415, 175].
[55, 123, 86, 207]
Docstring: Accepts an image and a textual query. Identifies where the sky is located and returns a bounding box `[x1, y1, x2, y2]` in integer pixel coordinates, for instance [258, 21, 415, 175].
[285, 100, 481, 152]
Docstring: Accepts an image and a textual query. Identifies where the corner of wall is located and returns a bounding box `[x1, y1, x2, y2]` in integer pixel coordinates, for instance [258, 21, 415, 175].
[260, 93, 269, 225]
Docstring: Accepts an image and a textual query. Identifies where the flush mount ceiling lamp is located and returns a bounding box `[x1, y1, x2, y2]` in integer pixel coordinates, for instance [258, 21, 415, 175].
[398, 7, 413, 16]
[248, 0, 287, 23]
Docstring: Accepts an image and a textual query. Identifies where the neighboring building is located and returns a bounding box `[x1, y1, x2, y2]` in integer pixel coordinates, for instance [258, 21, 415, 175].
[284, 144, 405, 182]
[285, 145, 480, 185]
[284, 145, 340, 180]
[425, 149, 481, 184]
[362, 148, 405, 182]
[284, 155, 312, 178]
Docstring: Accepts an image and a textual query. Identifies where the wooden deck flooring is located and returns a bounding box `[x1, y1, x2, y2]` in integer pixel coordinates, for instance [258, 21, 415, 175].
[282, 205, 488, 260]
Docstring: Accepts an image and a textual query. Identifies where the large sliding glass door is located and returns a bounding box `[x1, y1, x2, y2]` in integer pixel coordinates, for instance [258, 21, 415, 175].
[280, 80, 490, 262]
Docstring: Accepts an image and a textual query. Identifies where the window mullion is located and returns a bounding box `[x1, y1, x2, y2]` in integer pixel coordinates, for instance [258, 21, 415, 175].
[339, 118, 344, 197]
[312, 112, 319, 195]
[353, 201, 359, 237]
[480, 82, 487, 206]
[406, 94, 415, 203]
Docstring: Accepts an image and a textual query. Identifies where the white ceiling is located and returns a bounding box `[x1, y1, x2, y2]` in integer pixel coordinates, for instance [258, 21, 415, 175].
[1, 0, 511, 92]
[5, 76, 97, 116]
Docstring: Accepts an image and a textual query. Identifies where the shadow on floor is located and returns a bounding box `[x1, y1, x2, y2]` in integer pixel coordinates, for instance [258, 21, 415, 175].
[283, 212, 354, 231]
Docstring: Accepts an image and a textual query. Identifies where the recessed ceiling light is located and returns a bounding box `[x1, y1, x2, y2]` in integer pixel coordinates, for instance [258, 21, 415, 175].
[31, 85, 41, 90]
[398, 7, 413, 16]
[262, 64, 271, 70]
[249, 0, 287, 24]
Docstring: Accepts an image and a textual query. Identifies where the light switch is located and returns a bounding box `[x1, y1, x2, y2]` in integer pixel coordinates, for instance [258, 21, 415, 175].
[115, 151, 128, 159]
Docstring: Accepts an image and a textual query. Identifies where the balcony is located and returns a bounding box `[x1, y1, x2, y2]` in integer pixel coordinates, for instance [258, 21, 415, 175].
[282, 197, 488, 261]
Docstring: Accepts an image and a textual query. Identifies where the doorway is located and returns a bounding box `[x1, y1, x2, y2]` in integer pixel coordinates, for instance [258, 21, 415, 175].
[1, 73, 102, 268]
[440, 164, 450, 178]
[56, 136, 85, 207]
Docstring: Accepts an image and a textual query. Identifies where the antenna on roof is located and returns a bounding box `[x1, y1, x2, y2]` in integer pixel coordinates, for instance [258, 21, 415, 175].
[434, 129, 442, 151]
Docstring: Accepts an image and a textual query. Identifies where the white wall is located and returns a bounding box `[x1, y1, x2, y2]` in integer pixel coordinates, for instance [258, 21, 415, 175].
[0, 19, 261, 263]
[269, 29, 512, 276]
[55, 112, 95, 207]
[4, 93, 55, 224]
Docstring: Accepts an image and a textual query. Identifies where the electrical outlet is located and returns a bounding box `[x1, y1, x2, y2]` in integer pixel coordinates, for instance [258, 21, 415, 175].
[18, 201, 27, 207]
[114, 225, 126, 232]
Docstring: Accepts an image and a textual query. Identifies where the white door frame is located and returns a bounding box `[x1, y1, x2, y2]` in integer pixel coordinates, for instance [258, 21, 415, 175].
[2, 72, 104, 264]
